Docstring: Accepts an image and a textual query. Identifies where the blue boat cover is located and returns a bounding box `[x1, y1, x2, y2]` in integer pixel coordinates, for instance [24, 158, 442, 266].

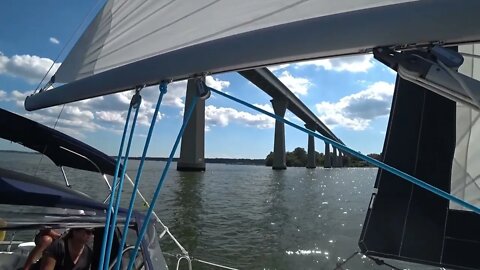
[0, 167, 107, 211]
[0, 108, 119, 175]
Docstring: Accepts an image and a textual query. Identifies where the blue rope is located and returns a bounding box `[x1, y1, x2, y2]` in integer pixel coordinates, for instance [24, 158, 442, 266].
[126, 95, 200, 270]
[113, 83, 168, 270]
[103, 95, 142, 269]
[209, 87, 480, 215]
[98, 102, 134, 270]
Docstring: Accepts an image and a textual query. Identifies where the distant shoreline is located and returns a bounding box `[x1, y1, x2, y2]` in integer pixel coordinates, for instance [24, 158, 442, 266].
[129, 157, 264, 166]
[0, 150, 265, 166]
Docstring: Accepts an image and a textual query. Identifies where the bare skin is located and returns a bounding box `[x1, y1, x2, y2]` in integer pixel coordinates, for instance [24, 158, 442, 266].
[23, 230, 61, 270]
[39, 240, 84, 270]
[40, 229, 93, 270]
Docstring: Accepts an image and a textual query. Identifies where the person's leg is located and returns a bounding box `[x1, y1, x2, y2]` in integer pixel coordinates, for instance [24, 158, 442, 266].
[23, 235, 53, 270]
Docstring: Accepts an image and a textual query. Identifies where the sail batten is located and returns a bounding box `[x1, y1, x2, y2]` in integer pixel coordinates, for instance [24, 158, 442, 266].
[26, 0, 480, 110]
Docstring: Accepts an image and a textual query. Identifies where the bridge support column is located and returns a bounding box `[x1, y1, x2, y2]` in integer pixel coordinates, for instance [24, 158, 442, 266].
[271, 98, 288, 170]
[324, 143, 331, 168]
[305, 124, 316, 169]
[332, 147, 339, 167]
[177, 79, 206, 171]
[338, 150, 344, 167]
[332, 147, 344, 167]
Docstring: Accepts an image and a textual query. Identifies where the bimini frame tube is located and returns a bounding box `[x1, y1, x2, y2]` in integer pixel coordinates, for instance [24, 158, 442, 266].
[59, 166, 71, 188]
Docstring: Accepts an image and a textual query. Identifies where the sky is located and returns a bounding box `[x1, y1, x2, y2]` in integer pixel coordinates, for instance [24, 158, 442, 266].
[0, 1, 397, 159]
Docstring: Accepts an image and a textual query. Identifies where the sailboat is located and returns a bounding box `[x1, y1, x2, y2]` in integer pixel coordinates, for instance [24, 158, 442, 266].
[0, 108, 169, 269]
[10, 0, 480, 269]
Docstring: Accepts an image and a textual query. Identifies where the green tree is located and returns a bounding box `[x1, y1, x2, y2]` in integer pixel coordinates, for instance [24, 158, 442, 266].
[265, 151, 273, 166]
[315, 151, 326, 166]
[367, 153, 382, 161]
[266, 147, 309, 167]
[265, 147, 380, 168]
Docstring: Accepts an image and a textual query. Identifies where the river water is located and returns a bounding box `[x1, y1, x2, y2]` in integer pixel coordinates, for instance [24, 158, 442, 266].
[0, 152, 434, 269]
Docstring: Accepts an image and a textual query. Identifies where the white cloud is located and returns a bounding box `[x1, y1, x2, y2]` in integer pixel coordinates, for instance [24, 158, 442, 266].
[1, 73, 230, 139]
[205, 105, 274, 129]
[277, 71, 312, 96]
[49, 37, 60, 44]
[0, 90, 27, 106]
[206, 75, 230, 91]
[268, 64, 290, 72]
[23, 104, 101, 139]
[0, 54, 7, 74]
[95, 111, 126, 124]
[3, 89, 158, 138]
[0, 54, 60, 84]
[296, 55, 374, 73]
[253, 103, 274, 114]
[162, 80, 187, 108]
[315, 81, 394, 130]
[11, 90, 28, 99]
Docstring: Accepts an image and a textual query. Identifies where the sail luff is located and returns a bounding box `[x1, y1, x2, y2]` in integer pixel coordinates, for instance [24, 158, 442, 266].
[26, 0, 480, 111]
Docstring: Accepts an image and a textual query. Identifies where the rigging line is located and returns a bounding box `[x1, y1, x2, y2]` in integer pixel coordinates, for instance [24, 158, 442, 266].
[103, 175, 122, 203]
[123, 174, 190, 257]
[193, 258, 239, 270]
[126, 94, 200, 270]
[366, 255, 404, 270]
[53, 105, 65, 129]
[110, 171, 189, 257]
[208, 88, 480, 215]
[33, 104, 65, 177]
[98, 99, 134, 270]
[113, 82, 167, 270]
[103, 91, 143, 270]
[33, 0, 105, 94]
[33, 145, 49, 177]
[334, 251, 359, 270]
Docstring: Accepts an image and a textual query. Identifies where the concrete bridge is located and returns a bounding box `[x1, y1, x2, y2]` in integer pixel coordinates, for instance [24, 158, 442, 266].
[177, 68, 345, 171]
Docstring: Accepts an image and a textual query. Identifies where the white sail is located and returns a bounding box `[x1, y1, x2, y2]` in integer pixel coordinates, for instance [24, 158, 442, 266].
[55, 0, 417, 83]
[451, 44, 480, 209]
[26, 0, 480, 110]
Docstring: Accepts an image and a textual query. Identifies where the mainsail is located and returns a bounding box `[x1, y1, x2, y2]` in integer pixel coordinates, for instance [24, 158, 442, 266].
[56, 0, 418, 83]
[25, 0, 480, 110]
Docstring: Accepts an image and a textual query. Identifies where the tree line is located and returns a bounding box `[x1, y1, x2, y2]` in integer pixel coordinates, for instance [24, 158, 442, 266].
[265, 147, 381, 167]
